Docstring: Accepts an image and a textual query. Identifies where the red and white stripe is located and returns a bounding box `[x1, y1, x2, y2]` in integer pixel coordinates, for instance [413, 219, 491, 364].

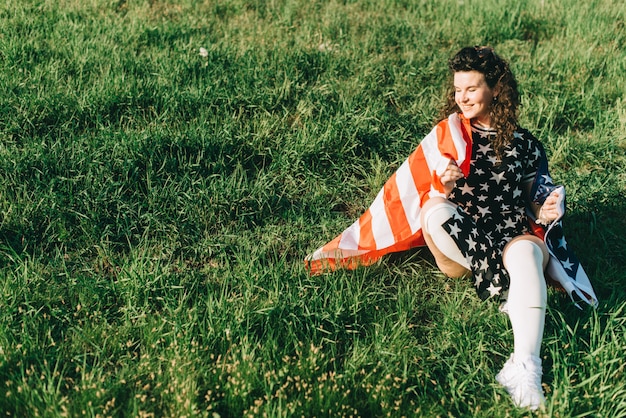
[305, 113, 473, 274]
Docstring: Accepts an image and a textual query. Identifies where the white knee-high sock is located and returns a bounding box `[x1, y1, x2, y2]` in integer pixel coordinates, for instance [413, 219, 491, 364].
[422, 203, 470, 270]
[503, 240, 547, 361]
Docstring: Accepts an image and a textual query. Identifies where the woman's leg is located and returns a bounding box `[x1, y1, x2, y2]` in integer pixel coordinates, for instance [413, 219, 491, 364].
[420, 197, 471, 278]
[503, 235, 548, 361]
[496, 235, 549, 410]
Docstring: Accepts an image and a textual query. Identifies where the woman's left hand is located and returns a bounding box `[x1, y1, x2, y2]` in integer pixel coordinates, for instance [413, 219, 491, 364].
[537, 191, 563, 224]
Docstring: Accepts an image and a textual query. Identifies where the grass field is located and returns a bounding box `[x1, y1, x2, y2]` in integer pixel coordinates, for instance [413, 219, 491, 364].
[1, 0, 625, 416]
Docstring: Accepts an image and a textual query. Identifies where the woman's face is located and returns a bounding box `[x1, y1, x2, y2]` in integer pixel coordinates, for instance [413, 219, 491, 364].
[453, 71, 496, 127]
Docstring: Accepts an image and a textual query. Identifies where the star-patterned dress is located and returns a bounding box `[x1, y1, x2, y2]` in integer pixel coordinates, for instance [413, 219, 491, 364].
[441, 124, 544, 301]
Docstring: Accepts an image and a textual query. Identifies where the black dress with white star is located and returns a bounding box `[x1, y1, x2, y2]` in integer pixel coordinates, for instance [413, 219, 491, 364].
[441, 125, 544, 301]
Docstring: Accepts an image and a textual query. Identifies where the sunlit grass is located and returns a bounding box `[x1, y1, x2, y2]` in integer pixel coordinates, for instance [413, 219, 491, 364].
[0, 0, 624, 416]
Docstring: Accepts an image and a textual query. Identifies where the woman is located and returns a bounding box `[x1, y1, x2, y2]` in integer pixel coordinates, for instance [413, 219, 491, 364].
[305, 46, 597, 410]
[422, 46, 555, 410]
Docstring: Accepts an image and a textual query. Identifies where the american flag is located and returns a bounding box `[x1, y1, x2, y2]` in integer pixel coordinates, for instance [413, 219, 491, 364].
[305, 113, 598, 308]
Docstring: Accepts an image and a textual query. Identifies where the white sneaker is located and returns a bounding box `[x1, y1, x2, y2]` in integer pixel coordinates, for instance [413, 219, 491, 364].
[496, 354, 545, 410]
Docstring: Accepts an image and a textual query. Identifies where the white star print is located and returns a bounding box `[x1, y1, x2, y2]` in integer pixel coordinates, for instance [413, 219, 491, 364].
[477, 144, 492, 155]
[487, 283, 501, 296]
[488, 155, 500, 165]
[542, 174, 551, 182]
[504, 218, 516, 229]
[459, 183, 475, 195]
[474, 275, 484, 288]
[479, 257, 489, 271]
[562, 258, 574, 271]
[477, 206, 491, 217]
[448, 223, 461, 238]
[492, 272, 501, 284]
[491, 171, 506, 184]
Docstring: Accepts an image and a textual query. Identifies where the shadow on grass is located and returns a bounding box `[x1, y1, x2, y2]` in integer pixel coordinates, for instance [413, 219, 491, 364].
[565, 187, 626, 303]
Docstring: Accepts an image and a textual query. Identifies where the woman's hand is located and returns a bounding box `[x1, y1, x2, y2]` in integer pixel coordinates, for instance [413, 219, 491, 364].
[441, 160, 464, 196]
[537, 190, 563, 225]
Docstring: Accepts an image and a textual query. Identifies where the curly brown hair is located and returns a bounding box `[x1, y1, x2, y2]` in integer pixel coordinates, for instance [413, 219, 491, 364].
[438, 46, 520, 159]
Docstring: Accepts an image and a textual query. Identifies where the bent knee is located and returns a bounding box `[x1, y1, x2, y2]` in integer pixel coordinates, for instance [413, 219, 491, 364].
[504, 235, 549, 269]
[420, 197, 457, 233]
[420, 196, 455, 217]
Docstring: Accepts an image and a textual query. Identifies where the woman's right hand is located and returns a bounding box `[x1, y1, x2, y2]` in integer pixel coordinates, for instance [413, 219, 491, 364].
[441, 160, 464, 196]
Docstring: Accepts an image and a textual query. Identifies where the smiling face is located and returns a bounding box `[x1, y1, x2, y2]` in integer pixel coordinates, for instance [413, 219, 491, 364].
[454, 70, 496, 127]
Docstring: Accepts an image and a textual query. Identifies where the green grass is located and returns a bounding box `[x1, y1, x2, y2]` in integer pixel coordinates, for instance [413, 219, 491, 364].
[1, 0, 625, 416]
